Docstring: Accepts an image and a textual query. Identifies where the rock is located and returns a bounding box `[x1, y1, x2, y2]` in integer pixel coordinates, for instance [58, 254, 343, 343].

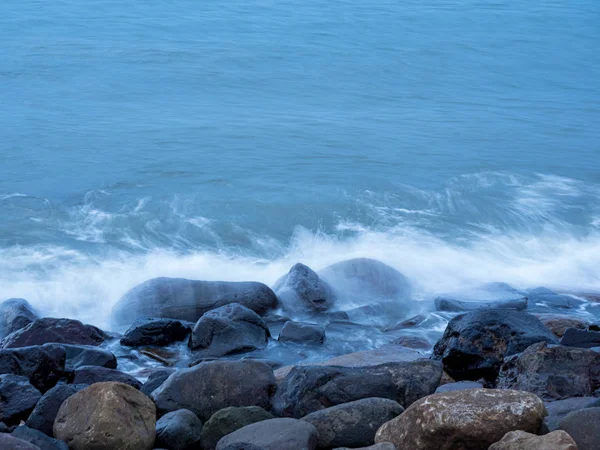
[272, 360, 442, 418]
[121, 318, 191, 347]
[215, 418, 318, 450]
[334, 445, 397, 450]
[155, 409, 203, 450]
[0, 299, 38, 339]
[497, 341, 600, 400]
[25, 384, 88, 437]
[111, 278, 277, 327]
[540, 317, 588, 337]
[71, 365, 142, 389]
[62, 344, 117, 372]
[544, 397, 599, 431]
[273, 263, 334, 313]
[434, 381, 483, 393]
[53, 382, 156, 450]
[0, 318, 105, 349]
[0, 374, 42, 425]
[200, 406, 274, 450]
[434, 296, 527, 312]
[325, 311, 350, 321]
[301, 397, 403, 449]
[11, 426, 68, 450]
[0, 434, 41, 450]
[559, 407, 600, 450]
[0, 344, 66, 392]
[390, 336, 431, 350]
[188, 303, 270, 356]
[141, 369, 175, 397]
[528, 287, 585, 310]
[384, 315, 427, 331]
[375, 389, 547, 450]
[560, 328, 600, 348]
[152, 360, 276, 421]
[139, 347, 179, 366]
[432, 310, 558, 383]
[489, 430, 577, 450]
[278, 321, 325, 344]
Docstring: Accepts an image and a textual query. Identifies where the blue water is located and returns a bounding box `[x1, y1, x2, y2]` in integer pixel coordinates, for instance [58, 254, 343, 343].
[1, 0, 600, 326]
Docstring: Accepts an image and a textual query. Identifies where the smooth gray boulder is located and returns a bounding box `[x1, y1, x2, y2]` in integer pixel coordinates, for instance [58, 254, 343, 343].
[0, 299, 38, 339]
[121, 318, 191, 347]
[26, 384, 88, 437]
[559, 407, 600, 450]
[544, 397, 598, 431]
[200, 406, 274, 450]
[11, 426, 68, 450]
[0, 374, 42, 425]
[278, 321, 325, 344]
[215, 418, 318, 450]
[434, 296, 527, 312]
[155, 409, 203, 450]
[273, 263, 334, 313]
[0, 318, 106, 349]
[62, 344, 117, 373]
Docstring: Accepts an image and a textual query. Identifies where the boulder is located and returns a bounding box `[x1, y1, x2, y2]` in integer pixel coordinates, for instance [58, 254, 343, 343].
[540, 317, 588, 337]
[0, 299, 38, 339]
[71, 365, 142, 389]
[188, 303, 270, 356]
[560, 328, 600, 348]
[432, 310, 558, 383]
[559, 407, 600, 450]
[0, 434, 41, 450]
[53, 382, 156, 450]
[111, 278, 277, 327]
[141, 368, 175, 397]
[434, 296, 527, 312]
[435, 381, 483, 393]
[11, 426, 68, 450]
[528, 287, 585, 310]
[0, 344, 66, 392]
[25, 384, 88, 437]
[375, 389, 547, 450]
[155, 409, 203, 450]
[272, 360, 442, 418]
[544, 397, 598, 431]
[488, 430, 577, 450]
[121, 318, 191, 347]
[497, 341, 600, 400]
[0, 318, 105, 349]
[301, 397, 403, 449]
[152, 360, 276, 421]
[278, 321, 325, 344]
[215, 418, 318, 450]
[200, 406, 275, 450]
[0, 374, 42, 425]
[62, 344, 117, 372]
[272, 263, 334, 312]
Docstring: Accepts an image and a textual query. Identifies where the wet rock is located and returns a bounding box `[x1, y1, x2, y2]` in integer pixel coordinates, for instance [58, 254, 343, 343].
[435, 381, 483, 393]
[62, 344, 117, 372]
[155, 409, 203, 450]
[0, 434, 41, 450]
[301, 397, 403, 449]
[141, 368, 175, 397]
[152, 360, 276, 421]
[111, 278, 277, 327]
[334, 445, 397, 450]
[215, 418, 318, 450]
[188, 303, 270, 357]
[375, 389, 547, 450]
[278, 321, 325, 344]
[488, 430, 577, 450]
[273, 263, 335, 313]
[0, 318, 105, 349]
[26, 384, 88, 437]
[0, 344, 66, 393]
[528, 287, 585, 310]
[544, 397, 598, 431]
[384, 315, 426, 331]
[325, 311, 350, 321]
[497, 341, 600, 400]
[390, 336, 431, 350]
[273, 360, 442, 418]
[434, 296, 527, 312]
[540, 316, 588, 337]
[71, 365, 142, 389]
[139, 347, 179, 366]
[54, 382, 156, 450]
[560, 328, 600, 348]
[200, 406, 274, 450]
[11, 426, 68, 450]
[0, 374, 42, 425]
[0, 299, 38, 339]
[432, 309, 558, 383]
[121, 318, 191, 347]
[559, 407, 600, 450]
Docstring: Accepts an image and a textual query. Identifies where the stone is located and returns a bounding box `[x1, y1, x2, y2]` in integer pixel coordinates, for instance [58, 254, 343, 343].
[121, 318, 191, 347]
[559, 407, 600, 450]
[62, 344, 117, 372]
[11, 426, 68, 450]
[155, 409, 203, 450]
[301, 397, 403, 449]
[540, 317, 588, 337]
[375, 389, 547, 450]
[0, 344, 66, 393]
[0, 434, 41, 450]
[111, 278, 277, 327]
[140, 368, 175, 397]
[390, 336, 431, 350]
[272, 360, 442, 418]
[544, 397, 598, 431]
[434, 381, 483, 393]
[560, 328, 600, 348]
[0, 299, 38, 339]
[278, 321, 325, 344]
[434, 296, 527, 312]
[273, 263, 334, 313]
[0, 318, 105, 349]
[215, 418, 318, 450]
[53, 382, 156, 450]
[432, 309, 558, 383]
[384, 315, 427, 331]
[188, 303, 270, 357]
[488, 430, 577, 450]
[152, 360, 276, 422]
[528, 287, 585, 310]
[71, 365, 142, 389]
[334, 445, 397, 450]
[0, 374, 42, 425]
[200, 406, 274, 450]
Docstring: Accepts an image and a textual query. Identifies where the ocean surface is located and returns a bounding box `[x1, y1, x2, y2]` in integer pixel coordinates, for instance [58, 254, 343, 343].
[1, 0, 600, 329]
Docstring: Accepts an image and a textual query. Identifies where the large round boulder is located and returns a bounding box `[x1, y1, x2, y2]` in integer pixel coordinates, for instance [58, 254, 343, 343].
[273, 263, 335, 313]
[488, 430, 577, 450]
[200, 406, 274, 450]
[0, 374, 42, 425]
[26, 384, 88, 437]
[215, 418, 318, 450]
[155, 409, 203, 450]
[0, 344, 66, 393]
[121, 318, 191, 347]
[0, 318, 106, 349]
[559, 407, 600, 450]
[0, 299, 38, 339]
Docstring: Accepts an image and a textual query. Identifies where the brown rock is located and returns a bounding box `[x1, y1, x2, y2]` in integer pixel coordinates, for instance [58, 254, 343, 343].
[540, 316, 588, 337]
[488, 430, 578, 449]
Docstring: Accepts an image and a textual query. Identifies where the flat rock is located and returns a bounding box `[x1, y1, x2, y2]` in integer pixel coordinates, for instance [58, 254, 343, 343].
[278, 321, 325, 344]
[273, 263, 334, 313]
[0, 299, 38, 339]
[71, 365, 142, 389]
[489, 430, 577, 450]
[121, 318, 191, 347]
[0, 318, 105, 349]
[559, 407, 600, 450]
[0, 434, 41, 450]
[215, 418, 318, 450]
[560, 328, 600, 348]
[434, 296, 527, 312]
[11, 426, 68, 450]
[26, 384, 88, 437]
[155, 409, 203, 450]
[0, 374, 42, 425]
[0, 344, 66, 392]
[200, 406, 274, 450]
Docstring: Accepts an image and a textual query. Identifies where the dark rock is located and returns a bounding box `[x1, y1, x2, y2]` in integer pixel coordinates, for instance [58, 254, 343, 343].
[559, 407, 600, 450]
[497, 342, 600, 400]
[390, 336, 431, 350]
[435, 381, 483, 393]
[325, 311, 350, 321]
[54, 382, 156, 450]
[121, 318, 191, 347]
[25, 384, 88, 437]
[273, 263, 334, 313]
[560, 328, 600, 348]
[215, 418, 318, 450]
[152, 360, 276, 422]
[589, 322, 600, 331]
[111, 278, 277, 327]
[141, 369, 175, 397]
[155, 409, 202, 450]
[11, 426, 68, 450]
[544, 397, 598, 431]
[200, 406, 274, 450]
[0, 374, 42, 425]
[528, 287, 585, 310]
[489, 430, 578, 450]
[434, 296, 527, 312]
[301, 397, 403, 449]
[139, 347, 179, 366]
[71, 366, 142, 390]
[278, 321, 325, 344]
[541, 316, 588, 337]
[0, 423, 8, 432]
[0, 344, 66, 393]
[0, 434, 41, 450]
[432, 309, 558, 383]
[0, 299, 38, 339]
[334, 445, 397, 450]
[188, 303, 269, 357]
[62, 344, 116, 372]
[272, 360, 442, 418]
[0, 318, 105, 349]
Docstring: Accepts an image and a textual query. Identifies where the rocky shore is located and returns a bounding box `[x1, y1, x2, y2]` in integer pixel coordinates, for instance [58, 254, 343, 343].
[1, 258, 599, 449]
